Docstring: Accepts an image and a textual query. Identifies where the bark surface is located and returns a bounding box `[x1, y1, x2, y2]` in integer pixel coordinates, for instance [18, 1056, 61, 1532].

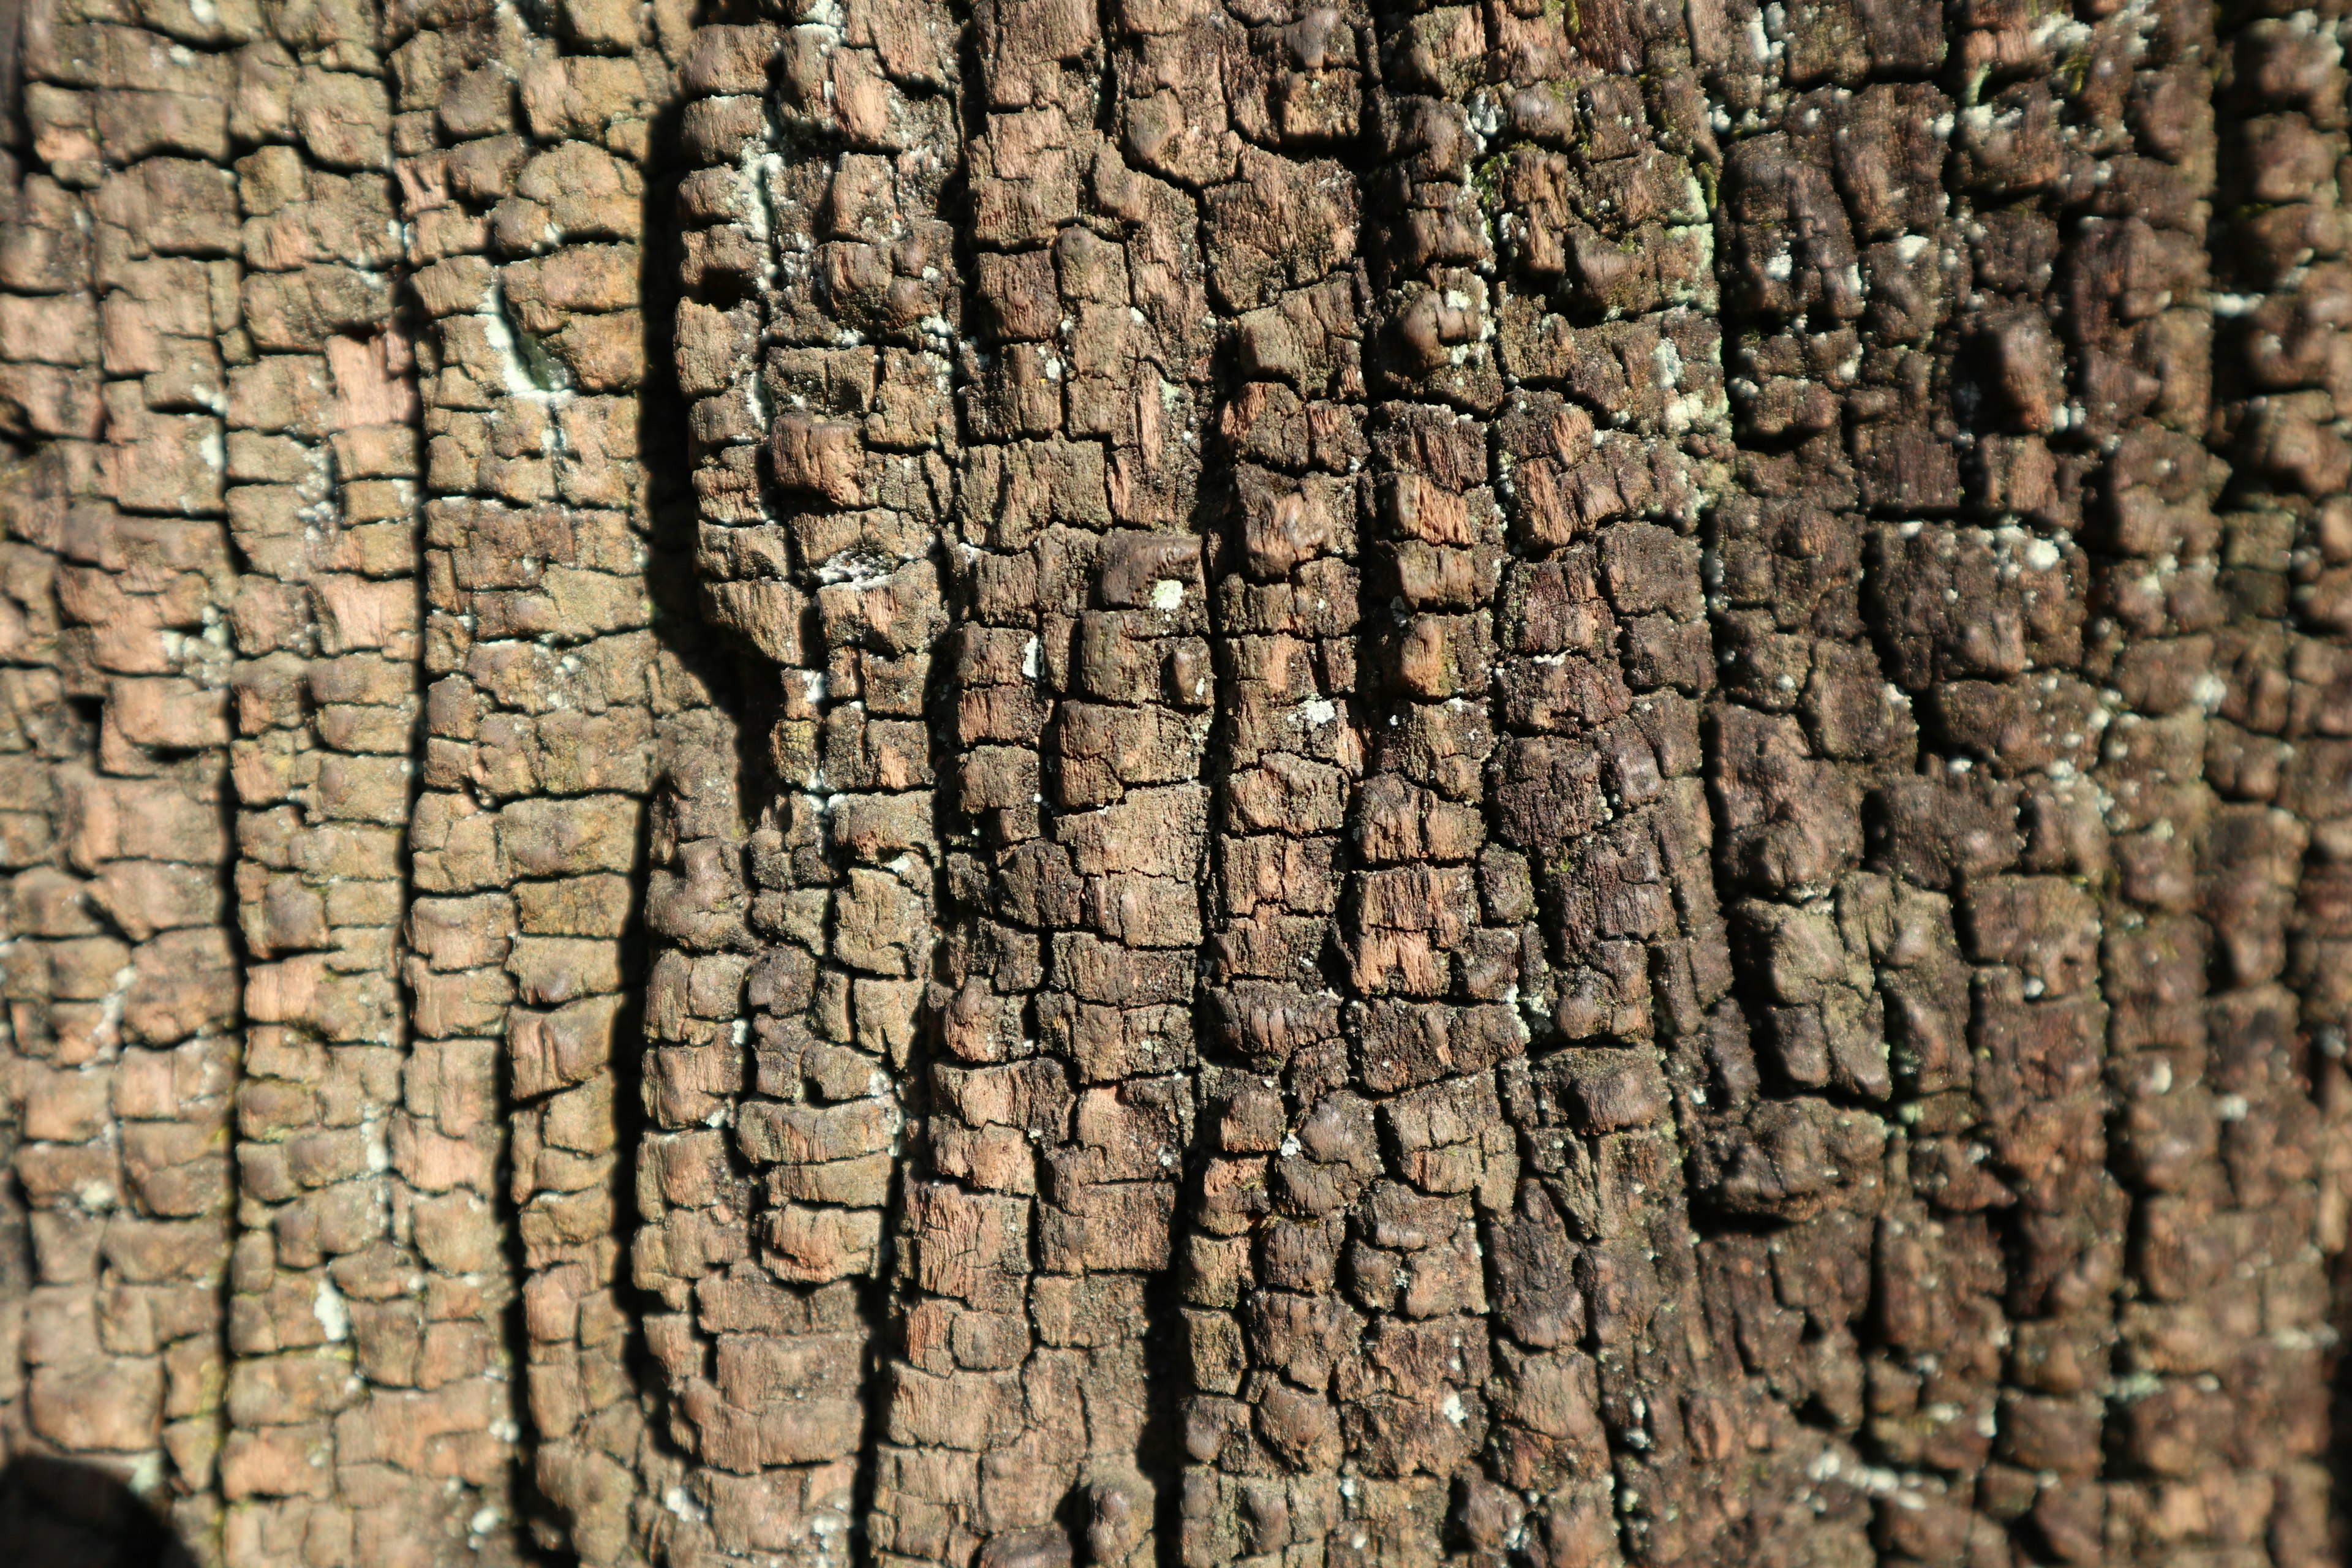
[2, 0, 2351, 1564]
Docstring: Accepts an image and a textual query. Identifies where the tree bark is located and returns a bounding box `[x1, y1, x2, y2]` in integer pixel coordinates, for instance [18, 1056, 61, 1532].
[1, 0, 2350, 1565]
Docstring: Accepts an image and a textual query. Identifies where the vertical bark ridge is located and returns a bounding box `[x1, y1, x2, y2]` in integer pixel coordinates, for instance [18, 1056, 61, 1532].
[1689, 0, 2219, 1552]
[1923, 0, 2211, 1553]
[216, 0, 460, 1555]
[2119, 6, 2352, 1559]
[642, 21, 780, 1567]
[1686, 0, 2063, 1559]
[2214, 13, 2352, 1561]
[1681, 0, 1955, 1562]
[643, 0, 959, 1559]
[1477, 6, 1900, 1561]
[1338, 6, 1515, 1554]
[878, 0, 1215, 1555]
[1476, 4, 1859, 1564]
[1180, 0, 1370, 1563]
[393, 0, 699, 1555]
[2, 0, 262, 1557]
[1177, 2, 1526, 1558]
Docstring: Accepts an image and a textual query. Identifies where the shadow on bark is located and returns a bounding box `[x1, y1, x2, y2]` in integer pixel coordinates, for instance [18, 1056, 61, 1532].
[0, 1455, 195, 1568]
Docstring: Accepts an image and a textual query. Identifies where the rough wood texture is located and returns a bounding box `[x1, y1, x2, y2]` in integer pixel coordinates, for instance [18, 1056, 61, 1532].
[3, 0, 2352, 1564]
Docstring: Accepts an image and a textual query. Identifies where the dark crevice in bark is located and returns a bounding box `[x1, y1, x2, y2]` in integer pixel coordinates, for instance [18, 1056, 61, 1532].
[0, 1452, 198, 1567]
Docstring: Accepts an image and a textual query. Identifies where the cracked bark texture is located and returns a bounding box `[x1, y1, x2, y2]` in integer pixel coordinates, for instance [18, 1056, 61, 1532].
[6, 0, 2352, 1564]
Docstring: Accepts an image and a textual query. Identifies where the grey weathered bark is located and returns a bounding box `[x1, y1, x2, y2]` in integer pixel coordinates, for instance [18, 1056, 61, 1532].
[2, 0, 2351, 1564]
